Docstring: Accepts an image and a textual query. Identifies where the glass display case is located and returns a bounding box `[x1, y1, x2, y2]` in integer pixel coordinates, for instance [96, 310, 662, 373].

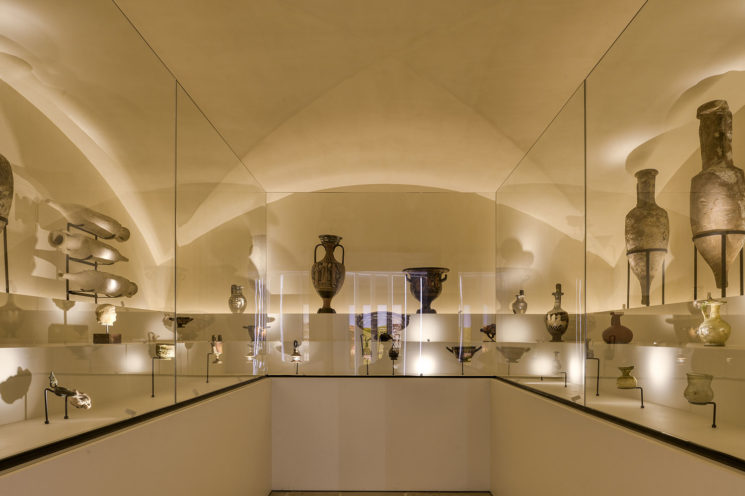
[264, 191, 496, 377]
[496, 0, 745, 466]
[0, 0, 265, 461]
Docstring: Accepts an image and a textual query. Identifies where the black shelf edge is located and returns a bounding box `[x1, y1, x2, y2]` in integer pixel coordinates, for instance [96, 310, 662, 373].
[492, 376, 745, 472]
[0, 375, 267, 473]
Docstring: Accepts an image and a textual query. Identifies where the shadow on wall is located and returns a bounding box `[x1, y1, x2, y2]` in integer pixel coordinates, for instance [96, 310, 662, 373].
[0, 367, 31, 404]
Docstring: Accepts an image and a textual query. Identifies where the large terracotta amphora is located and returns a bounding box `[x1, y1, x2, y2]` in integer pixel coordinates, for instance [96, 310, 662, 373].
[311, 234, 345, 313]
[690, 100, 745, 290]
[625, 169, 669, 305]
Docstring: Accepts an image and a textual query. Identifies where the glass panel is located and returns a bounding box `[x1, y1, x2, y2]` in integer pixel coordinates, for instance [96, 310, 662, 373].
[175, 86, 266, 395]
[0, 0, 175, 458]
[495, 84, 586, 402]
[585, 0, 745, 460]
[265, 191, 495, 376]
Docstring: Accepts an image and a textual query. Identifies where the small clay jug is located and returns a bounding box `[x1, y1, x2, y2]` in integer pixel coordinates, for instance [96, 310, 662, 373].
[616, 366, 638, 389]
[602, 312, 633, 344]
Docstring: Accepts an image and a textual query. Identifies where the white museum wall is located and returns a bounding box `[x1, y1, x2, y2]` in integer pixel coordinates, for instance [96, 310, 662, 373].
[0, 379, 271, 496]
[271, 376, 491, 491]
[489, 379, 745, 496]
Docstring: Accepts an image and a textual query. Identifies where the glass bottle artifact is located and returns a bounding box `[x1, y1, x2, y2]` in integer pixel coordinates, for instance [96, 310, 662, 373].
[47, 200, 130, 241]
[602, 312, 633, 344]
[625, 169, 668, 306]
[684, 372, 714, 404]
[511, 289, 528, 314]
[690, 100, 745, 290]
[695, 293, 730, 346]
[311, 234, 345, 313]
[228, 284, 247, 314]
[544, 283, 569, 342]
[616, 366, 637, 389]
[48, 230, 129, 264]
[60, 270, 138, 297]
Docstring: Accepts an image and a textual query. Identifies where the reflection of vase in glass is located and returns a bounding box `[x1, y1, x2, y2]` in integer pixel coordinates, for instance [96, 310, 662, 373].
[511, 290, 528, 314]
[552, 351, 562, 375]
[602, 312, 633, 344]
[690, 100, 745, 290]
[311, 234, 345, 313]
[228, 284, 247, 314]
[625, 169, 669, 306]
[616, 366, 637, 389]
[0, 154, 14, 232]
[544, 283, 569, 342]
[684, 372, 714, 404]
[695, 294, 730, 346]
[0, 294, 23, 338]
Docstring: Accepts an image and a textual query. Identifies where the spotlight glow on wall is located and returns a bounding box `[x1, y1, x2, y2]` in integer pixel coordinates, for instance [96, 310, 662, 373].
[414, 355, 435, 376]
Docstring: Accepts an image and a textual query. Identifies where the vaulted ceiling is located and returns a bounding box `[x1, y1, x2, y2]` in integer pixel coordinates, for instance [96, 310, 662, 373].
[115, 0, 645, 192]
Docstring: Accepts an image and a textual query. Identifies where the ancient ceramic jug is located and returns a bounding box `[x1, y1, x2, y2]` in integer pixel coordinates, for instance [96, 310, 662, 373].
[625, 169, 669, 305]
[544, 283, 569, 342]
[0, 154, 14, 231]
[684, 372, 714, 404]
[690, 100, 745, 290]
[616, 366, 638, 389]
[47, 200, 130, 241]
[511, 289, 528, 314]
[403, 267, 449, 314]
[48, 230, 128, 264]
[228, 284, 247, 314]
[695, 294, 730, 346]
[602, 312, 633, 344]
[311, 234, 345, 313]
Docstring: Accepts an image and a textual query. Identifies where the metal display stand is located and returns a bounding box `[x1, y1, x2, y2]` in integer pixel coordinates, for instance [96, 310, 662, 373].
[43, 388, 72, 424]
[539, 372, 568, 387]
[2, 225, 8, 293]
[692, 229, 745, 299]
[586, 357, 600, 396]
[620, 386, 644, 408]
[65, 223, 109, 302]
[691, 401, 718, 428]
[626, 248, 667, 308]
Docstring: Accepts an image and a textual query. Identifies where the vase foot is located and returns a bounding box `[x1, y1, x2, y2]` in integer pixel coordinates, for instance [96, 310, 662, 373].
[416, 308, 436, 314]
[317, 307, 336, 314]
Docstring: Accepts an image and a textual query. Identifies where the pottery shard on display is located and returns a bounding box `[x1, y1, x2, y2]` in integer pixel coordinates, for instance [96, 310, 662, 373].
[0, 154, 14, 231]
[544, 283, 569, 342]
[311, 234, 345, 313]
[690, 100, 745, 289]
[602, 312, 633, 344]
[46, 200, 130, 241]
[625, 169, 669, 305]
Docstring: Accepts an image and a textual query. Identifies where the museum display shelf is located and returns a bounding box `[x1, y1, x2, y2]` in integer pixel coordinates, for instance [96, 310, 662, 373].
[0, 373, 257, 461]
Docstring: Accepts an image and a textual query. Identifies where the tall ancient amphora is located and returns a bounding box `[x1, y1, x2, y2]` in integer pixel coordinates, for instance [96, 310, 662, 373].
[0, 154, 14, 232]
[690, 100, 745, 289]
[625, 169, 669, 305]
[311, 234, 345, 313]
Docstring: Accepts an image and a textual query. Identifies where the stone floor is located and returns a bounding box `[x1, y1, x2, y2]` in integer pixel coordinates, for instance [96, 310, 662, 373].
[270, 493, 491, 495]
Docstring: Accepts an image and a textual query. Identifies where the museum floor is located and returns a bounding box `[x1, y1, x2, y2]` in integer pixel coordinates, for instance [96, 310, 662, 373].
[269, 493, 492, 495]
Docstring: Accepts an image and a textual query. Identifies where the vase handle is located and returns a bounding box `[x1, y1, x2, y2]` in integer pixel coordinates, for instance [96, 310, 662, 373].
[405, 274, 412, 283]
[313, 243, 323, 263]
[334, 244, 345, 264]
[440, 274, 448, 282]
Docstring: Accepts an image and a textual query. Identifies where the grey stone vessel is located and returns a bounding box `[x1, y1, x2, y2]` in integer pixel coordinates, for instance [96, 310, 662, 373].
[625, 169, 668, 305]
[690, 100, 745, 289]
